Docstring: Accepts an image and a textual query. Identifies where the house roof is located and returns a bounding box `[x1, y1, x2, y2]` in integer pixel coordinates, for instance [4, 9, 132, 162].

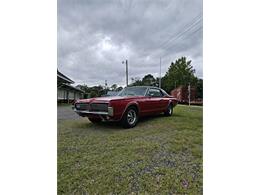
[57, 70, 74, 84]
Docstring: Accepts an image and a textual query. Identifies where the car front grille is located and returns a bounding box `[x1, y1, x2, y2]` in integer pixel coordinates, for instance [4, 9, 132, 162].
[75, 103, 89, 110]
[89, 103, 108, 112]
[75, 103, 108, 112]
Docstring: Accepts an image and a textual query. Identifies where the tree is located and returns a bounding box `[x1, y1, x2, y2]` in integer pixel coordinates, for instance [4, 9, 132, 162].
[90, 91, 97, 98]
[162, 57, 197, 93]
[116, 86, 123, 91]
[142, 74, 156, 86]
[129, 74, 158, 87]
[195, 78, 203, 99]
[76, 84, 106, 97]
[129, 77, 143, 86]
[91, 85, 106, 97]
[110, 84, 117, 91]
[76, 84, 88, 93]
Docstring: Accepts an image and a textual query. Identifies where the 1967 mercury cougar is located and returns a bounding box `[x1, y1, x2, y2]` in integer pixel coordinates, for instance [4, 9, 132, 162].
[73, 86, 178, 128]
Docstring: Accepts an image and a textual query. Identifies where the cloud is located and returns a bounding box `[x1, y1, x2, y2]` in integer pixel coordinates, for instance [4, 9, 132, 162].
[58, 0, 203, 86]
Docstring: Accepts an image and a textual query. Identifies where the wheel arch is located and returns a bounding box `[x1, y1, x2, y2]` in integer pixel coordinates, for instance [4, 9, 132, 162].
[119, 102, 140, 120]
[167, 100, 174, 108]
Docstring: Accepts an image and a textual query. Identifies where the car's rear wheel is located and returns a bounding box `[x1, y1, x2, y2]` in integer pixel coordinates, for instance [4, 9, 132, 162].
[164, 104, 173, 116]
[88, 117, 102, 123]
[121, 106, 138, 128]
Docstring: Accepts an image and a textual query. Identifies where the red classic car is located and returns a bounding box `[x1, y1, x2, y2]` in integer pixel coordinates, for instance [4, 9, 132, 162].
[73, 86, 178, 128]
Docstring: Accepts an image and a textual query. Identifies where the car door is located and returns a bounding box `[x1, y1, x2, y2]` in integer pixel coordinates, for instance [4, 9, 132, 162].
[145, 88, 166, 113]
[159, 89, 170, 111]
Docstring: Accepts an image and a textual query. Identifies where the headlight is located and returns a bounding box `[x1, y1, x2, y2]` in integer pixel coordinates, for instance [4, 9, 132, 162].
[108, 107, 114, 116]
[75, 104, 80, 109]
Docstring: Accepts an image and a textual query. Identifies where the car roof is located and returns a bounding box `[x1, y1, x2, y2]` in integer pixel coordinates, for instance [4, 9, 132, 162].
[126, 86, 160, 89]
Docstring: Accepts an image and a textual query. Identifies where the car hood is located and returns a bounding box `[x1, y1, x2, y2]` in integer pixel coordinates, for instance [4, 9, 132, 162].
[76, 96, 141, 103]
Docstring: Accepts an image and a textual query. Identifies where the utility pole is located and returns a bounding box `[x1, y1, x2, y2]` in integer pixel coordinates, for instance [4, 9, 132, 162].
[126, 60, 128, 87]
[159, 57, 161, 88]
[122, 59, 128, 87]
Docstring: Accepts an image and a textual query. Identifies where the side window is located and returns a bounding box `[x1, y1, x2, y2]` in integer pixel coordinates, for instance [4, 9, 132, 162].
[161, 89, 169, 96]
[147, 88, 163, 97]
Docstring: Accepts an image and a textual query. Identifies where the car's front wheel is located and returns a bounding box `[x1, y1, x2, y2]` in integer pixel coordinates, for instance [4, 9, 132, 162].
[121, 107, 138, 128]
[164, 104, 173, 116]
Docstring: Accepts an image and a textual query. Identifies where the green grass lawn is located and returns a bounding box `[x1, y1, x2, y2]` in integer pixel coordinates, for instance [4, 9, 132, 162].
[58, 105, 203, 194]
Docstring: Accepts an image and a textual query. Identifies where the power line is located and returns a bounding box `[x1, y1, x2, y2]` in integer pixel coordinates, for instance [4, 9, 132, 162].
[158, 13, 202, 50]
[158, 23, 203, 58]
[142, 13, 202, 58]
[159, 15, 202, 49]
[161, 25, 203, 58]
[160, 17, 202, 51]
[133, 13, 203, 86]
[157, 25, 202, 82]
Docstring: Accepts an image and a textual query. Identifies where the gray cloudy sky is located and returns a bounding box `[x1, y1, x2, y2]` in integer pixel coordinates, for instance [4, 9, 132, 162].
[58, 0, 203, 87]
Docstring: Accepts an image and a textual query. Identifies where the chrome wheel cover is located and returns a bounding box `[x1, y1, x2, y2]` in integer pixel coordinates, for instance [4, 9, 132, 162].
[127, 109, 137, 125]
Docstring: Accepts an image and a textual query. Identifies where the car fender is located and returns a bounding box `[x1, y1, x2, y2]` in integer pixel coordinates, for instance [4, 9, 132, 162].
[172, 98, 179, 106]
[167, 98, 178, 108]
[119, 101, 140, 121]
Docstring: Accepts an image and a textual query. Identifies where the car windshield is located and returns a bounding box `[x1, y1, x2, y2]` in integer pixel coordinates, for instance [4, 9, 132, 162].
[118, 87, 148, 97]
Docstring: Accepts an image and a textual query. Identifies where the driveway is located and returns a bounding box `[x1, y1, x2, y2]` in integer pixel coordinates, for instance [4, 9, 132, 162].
[57, 105, 80, 120]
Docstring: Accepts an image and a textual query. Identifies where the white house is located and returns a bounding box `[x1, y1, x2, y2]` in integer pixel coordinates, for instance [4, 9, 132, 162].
[57, 70, 84, 103]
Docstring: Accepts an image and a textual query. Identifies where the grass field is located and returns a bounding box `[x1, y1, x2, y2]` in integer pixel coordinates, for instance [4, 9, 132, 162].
[58, 105, 203, 194]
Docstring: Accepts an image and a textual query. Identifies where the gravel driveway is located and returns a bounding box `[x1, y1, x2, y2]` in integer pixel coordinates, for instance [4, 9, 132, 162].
[57, 105, 80, 120]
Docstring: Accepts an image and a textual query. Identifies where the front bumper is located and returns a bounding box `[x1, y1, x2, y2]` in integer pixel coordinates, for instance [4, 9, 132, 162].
[74, 109, 109, 116]
[74, 108, 120, 121]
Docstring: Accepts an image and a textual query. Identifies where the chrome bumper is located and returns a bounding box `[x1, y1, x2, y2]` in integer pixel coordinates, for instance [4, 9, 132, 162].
[74, 109, 109, 115]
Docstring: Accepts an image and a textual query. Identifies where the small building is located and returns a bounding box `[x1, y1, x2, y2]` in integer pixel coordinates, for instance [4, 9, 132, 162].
[57, 70, 84, 103]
